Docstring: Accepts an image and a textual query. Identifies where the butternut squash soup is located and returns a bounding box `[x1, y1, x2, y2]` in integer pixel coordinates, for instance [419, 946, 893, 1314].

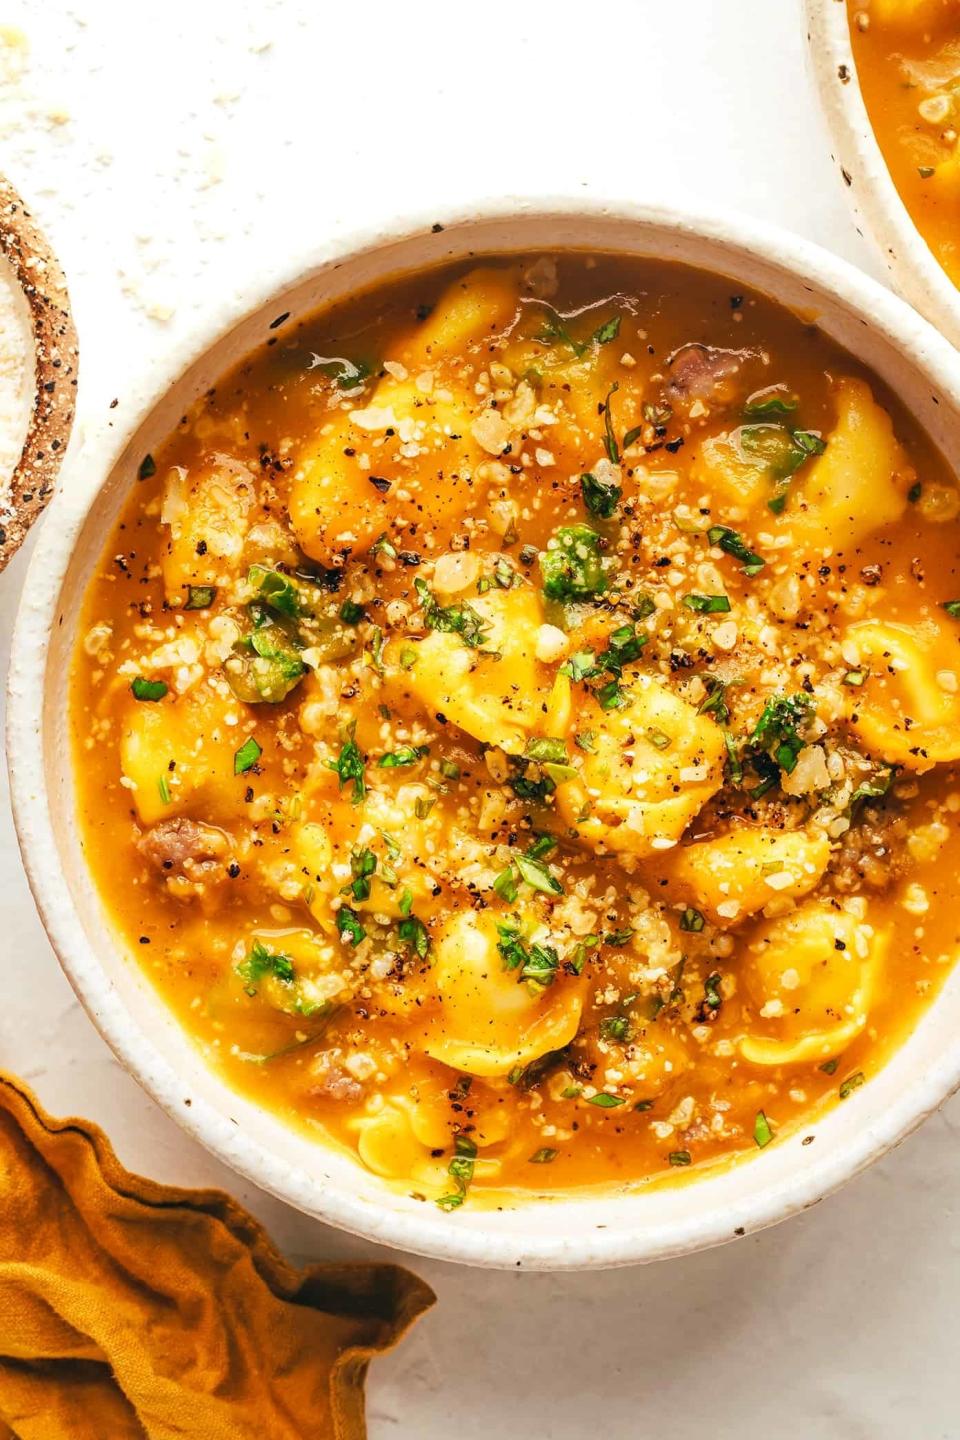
[71, 254, 960, 1209]
[850, 0, 960, 285]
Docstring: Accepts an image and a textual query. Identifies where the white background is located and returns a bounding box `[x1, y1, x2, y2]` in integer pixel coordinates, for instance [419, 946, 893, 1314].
[0, 2, 954, 1435]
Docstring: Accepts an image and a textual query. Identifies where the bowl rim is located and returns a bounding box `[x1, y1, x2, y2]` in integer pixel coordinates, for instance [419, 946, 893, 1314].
[10, 193, 960, 1270]
[803, 0, 960, 346]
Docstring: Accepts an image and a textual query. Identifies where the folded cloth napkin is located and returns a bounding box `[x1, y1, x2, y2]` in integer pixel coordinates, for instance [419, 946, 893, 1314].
[0, 1073, 434, 1439]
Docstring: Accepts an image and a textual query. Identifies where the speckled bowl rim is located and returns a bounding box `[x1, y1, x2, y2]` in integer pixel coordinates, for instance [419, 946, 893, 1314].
[10, 196, 960, 1270]
[804, 0, 960, 347]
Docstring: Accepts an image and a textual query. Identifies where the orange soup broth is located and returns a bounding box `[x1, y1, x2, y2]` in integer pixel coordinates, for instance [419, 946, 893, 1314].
[71, 253, 960, 1206]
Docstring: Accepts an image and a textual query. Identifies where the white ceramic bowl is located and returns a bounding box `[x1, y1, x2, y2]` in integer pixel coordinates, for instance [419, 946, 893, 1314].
[10, 198, 960, 1270]
[804, 0, 960, 346]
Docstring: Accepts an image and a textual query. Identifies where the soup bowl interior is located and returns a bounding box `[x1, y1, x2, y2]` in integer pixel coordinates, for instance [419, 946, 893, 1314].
[10, 200, 960, 1269]
[804, 0, 960, 347]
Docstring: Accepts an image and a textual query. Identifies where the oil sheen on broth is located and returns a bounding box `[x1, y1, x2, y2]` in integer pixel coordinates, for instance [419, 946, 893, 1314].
[71, 253, 960, 1209]
[850, 0, 960, 286]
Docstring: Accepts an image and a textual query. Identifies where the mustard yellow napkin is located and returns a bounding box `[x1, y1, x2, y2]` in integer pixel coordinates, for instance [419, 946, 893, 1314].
[0, 1074, 433, 1439]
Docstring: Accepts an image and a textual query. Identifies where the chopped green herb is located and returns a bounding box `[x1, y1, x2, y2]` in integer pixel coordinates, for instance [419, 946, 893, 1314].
[918, 164, 936, 179]
[493, 864, 519, 902]
[536, 303, 588, 357]
[237, 939, 295, 991]
[819, 1057, 839, 1075]
[622, 424, 644, 450]
[529, 1146, 559, 1164]
[646, 728, 671, 750]
[743, 388, 798, 419]
[329, 734, 366, 803]
[348, 847, 377, 902]
[515, 853, 563, 896]
[415, 578, 489, 649]
[560, 649, 598, 682]
[336, 907, 366, 947]
[370, 533, 398, 561]
[574, 729, 597, 752]
[668, 1150, 692, 1166]
[941, 600, 960, 619]
[602, 383, 620, 464]
[440, 758, 461, 780]
[586, 1092, 625, 1108]
[850, 766, 895, 811]
[596, 679, 627, 711]
[843, 669, 867, 687]
[539, 525, 607, 601]
[131, 676, 168, 702]
[581, 469, 621, 519]
[707, 524, 765, 576]
[597, 623, 648, 676]
[593, 315, 621, 345]
[754, 1110, 773, 1148]
[398, 887, 414, 918]
[633, 593, 657, 620]
[378, 745, 429, 768]
[680, 907, 705, 933]
[561, 1085, 583, 1100]
[683, 593, 731, 615]
[908, 481, 922, 503]
[604, 928, 634, 947]
[600, 1015, 631, 1041]
[185, 585, 217, 610]
[698, 676, 731, 723]
[436, 1134, 477, 1211]
[634, 1099, 654, 1112]
[703, 972, 723, 1011]
[398, 913, 430, 959]
[398, 646, 417, 669]
[339, 599, 365, 624]
[138, 454, 156, 480]
[234, 737, 262, 774]
[524, 736, 568, 764]
[157, 775, 171, 806]
[839, 1070, 865, 1099]
[748, 692, 813, 776]
[248, 564, 300, 617]
[738, 423, 826, 514]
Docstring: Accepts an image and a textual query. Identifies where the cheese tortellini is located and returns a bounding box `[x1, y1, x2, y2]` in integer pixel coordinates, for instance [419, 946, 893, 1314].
[387, 586, 550, 755]
[120, 683, 241, 825]
[844, 619, 960, 770]
[551, 675, 726, 857]
[740, 901, 886, 1066]
[421, 911, 585, 1077]
[657, 826, 831, 926]
[784, 378, 913, 556]
[289, 267, 520, 565]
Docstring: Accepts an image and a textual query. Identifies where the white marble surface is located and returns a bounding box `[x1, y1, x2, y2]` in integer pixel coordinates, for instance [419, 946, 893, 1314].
[0, 1, 956, 1434]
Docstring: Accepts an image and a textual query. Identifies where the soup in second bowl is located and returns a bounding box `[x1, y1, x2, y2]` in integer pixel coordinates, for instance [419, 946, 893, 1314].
[71, 252, 960, 1209]
[850, 0, 960, 285]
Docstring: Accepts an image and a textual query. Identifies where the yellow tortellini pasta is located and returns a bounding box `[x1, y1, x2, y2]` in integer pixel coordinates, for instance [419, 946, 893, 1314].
[235, 927, 354, 1018]
[421, 911, 585, 1077]
[657, 825, 831, 926]
[387, 586, 550, 755]
[289, 267, 520, 565]
[844, 619, 960, 770]
[551, 675, 726, 858]
[740, 900, 886, 1066]
[120, 684, 240, 825]
[785, 378, 913, 556]
[161, 454, 256, 604]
